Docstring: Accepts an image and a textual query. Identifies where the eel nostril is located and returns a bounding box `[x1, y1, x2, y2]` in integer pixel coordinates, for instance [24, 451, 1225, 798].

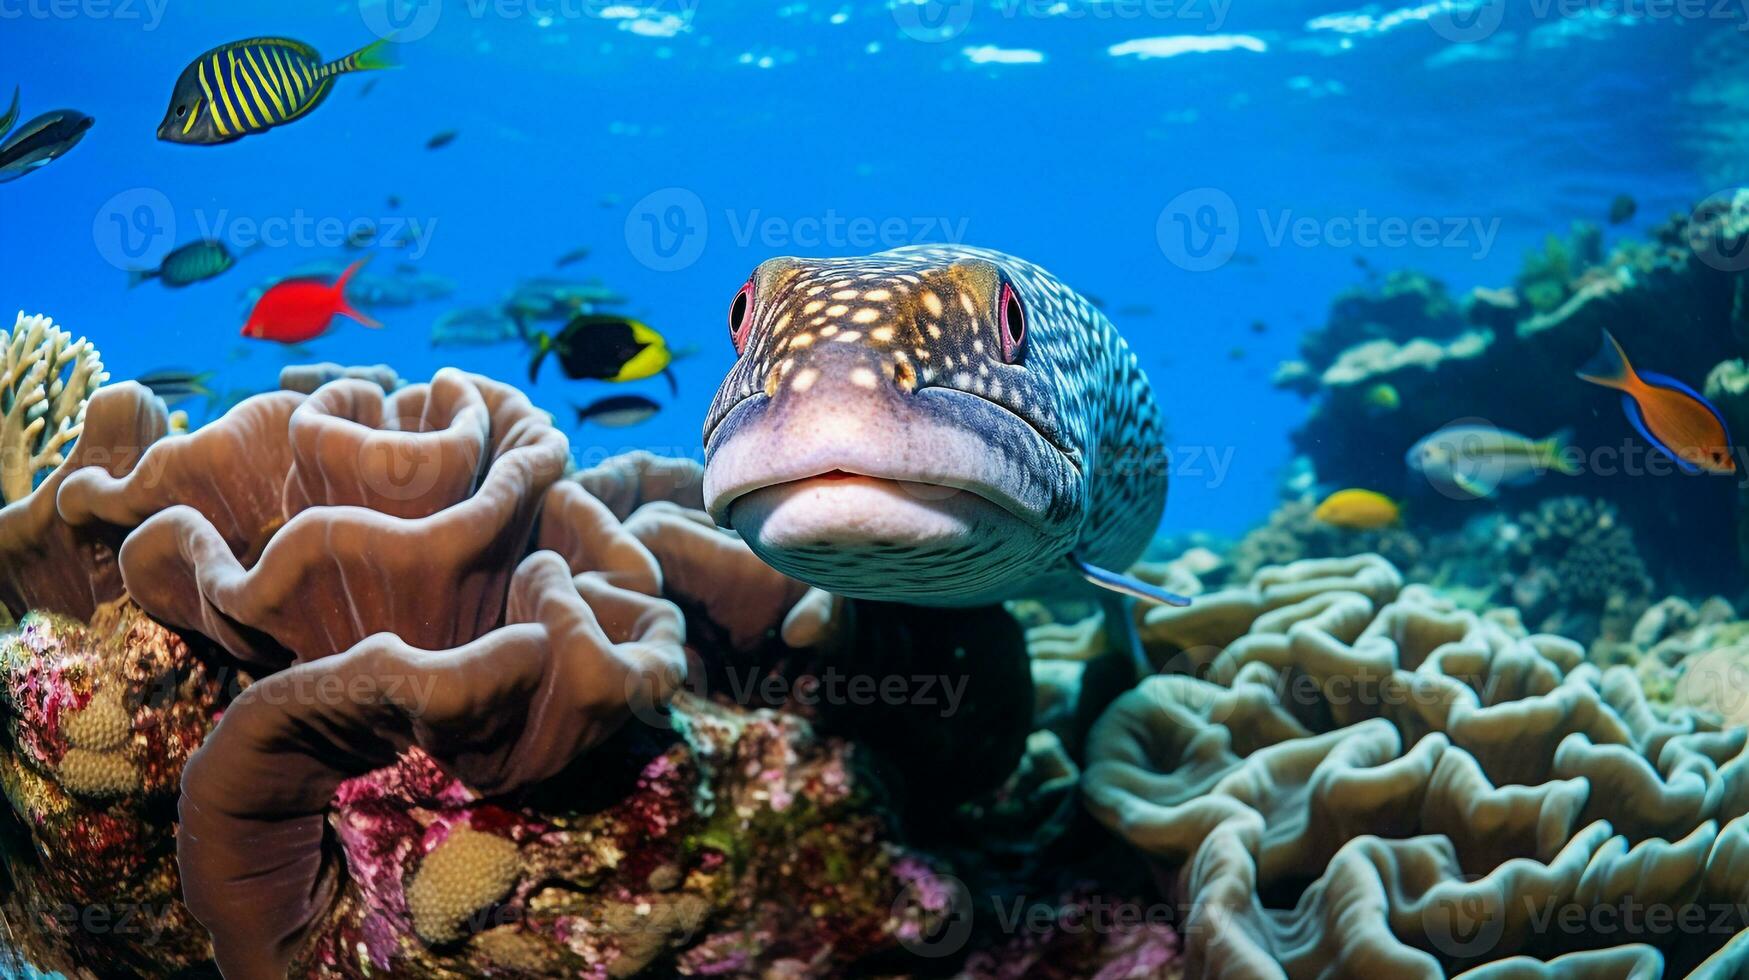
[893, 358, 917, 393]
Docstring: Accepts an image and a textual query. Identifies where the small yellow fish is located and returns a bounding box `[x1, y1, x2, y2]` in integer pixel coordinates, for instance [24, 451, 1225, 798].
[1363, 382, 1400, 413]
[1313, 489, 1400, 530]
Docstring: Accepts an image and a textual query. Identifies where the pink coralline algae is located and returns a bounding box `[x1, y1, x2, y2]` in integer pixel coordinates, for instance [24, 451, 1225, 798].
[0, 598, 236, 977]
[284, 691, 954, 979]
[961, 890, 1183, 980]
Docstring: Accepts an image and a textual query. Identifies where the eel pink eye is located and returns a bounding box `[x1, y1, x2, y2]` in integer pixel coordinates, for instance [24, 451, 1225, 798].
[998, 282, 1026, 363]
[729, 280, 755, 354]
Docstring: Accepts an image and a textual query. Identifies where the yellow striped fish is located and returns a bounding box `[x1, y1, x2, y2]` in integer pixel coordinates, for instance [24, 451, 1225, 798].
[157, 37, 395, 145]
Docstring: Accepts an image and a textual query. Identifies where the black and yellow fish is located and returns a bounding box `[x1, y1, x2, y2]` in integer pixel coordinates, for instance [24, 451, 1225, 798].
[157, 37, 395, 145]
[528, 314, 682, 394]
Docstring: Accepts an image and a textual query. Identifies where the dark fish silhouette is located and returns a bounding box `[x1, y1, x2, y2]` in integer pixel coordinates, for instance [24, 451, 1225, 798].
[0, 88, 93, 183]
[136, 369, 216, 407]
[129, 239, 238, 288]
[1608, 193, 1637, 225]
[426, 130, 457, 150]
[573, 394, 661, 428]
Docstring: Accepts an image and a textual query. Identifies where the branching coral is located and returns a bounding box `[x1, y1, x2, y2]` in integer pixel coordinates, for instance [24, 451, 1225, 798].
[1086, 553, 1749, 977]
[0, 313, 107, 505]
[0, 381, 167, 622]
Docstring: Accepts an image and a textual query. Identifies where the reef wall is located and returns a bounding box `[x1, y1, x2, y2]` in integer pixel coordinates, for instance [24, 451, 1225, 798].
[1274, 194, 1749, 591]
[9, 308, 1749, 979]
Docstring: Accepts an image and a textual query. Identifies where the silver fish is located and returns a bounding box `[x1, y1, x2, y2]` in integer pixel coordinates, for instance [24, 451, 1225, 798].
[1407, 423, 1579, 498]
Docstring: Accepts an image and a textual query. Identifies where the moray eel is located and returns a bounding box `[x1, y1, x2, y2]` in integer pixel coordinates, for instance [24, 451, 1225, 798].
[702, 245, 1185, 609]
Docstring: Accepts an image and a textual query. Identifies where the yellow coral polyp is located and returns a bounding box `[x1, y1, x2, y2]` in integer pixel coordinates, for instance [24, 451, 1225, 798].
[406, 826, 521, 945]
[61, 687, 132, 752]
[56, 746, 141, 798]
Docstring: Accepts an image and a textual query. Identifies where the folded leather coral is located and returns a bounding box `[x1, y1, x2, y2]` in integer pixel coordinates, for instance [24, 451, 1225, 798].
[56, 369, 578, 666]
[1085, 554, 1749, 978]
[178, 551, 687, 978]
[0, 355, 969, 979]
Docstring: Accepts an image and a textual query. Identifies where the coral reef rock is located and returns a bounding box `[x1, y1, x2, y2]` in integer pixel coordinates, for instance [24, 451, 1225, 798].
[1086, 552, 1749, 978]
[0, 598, 233, 977]
[1277, 202, 1749, 589]
[286, 693, 955, 979]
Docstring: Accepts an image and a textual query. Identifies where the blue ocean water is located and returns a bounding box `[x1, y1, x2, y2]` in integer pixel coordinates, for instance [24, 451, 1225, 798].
[0, 0, 1730, 536]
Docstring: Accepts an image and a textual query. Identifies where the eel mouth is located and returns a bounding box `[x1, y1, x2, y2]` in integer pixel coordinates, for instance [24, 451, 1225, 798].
[702, 386, 1082, 551]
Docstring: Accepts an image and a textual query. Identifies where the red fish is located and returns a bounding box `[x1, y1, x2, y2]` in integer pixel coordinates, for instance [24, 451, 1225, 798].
[241, 258, 381, 342]
[1576, 329, 1735, 474]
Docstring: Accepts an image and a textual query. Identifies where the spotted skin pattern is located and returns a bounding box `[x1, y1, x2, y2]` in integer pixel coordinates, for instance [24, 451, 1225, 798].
[703, 245, 1167, 605]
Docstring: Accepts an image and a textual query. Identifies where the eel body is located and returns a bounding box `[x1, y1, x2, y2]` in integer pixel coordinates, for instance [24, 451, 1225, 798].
[702, 245, 1170, 607]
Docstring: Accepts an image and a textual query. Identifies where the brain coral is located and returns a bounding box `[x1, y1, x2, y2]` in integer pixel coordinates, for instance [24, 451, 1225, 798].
[1086, 553, 1749, 978]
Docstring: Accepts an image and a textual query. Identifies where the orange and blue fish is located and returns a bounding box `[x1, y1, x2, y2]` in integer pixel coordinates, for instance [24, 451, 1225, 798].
[1576, 329, 1734, 474]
